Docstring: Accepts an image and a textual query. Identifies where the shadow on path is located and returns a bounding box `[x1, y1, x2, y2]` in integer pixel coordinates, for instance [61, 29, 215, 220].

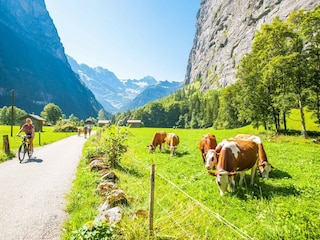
[20, 157, 44, 164]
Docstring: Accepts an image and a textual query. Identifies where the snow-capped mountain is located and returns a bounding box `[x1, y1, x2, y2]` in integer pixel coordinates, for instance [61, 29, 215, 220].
[67, 56, 181, 114]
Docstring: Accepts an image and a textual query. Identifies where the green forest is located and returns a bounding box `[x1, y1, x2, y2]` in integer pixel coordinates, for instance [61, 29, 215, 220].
[113, 8, 320, 137]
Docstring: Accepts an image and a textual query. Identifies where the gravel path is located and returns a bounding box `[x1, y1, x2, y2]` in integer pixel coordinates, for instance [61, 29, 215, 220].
[0, 135, 87, 240]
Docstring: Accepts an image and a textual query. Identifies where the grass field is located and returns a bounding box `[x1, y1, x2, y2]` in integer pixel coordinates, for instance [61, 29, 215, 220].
[0, 125, 77, 162]
[63, 123, 320, 239]
[116, 127, 319, 239]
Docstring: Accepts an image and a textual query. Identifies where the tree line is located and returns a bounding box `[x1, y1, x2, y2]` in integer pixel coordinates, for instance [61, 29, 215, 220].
[113, 8, 320, 137]
[0, 103, 105, 128]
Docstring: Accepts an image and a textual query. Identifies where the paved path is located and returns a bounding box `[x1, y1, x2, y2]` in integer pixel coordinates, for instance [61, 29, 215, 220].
[0, 135, 87, 240]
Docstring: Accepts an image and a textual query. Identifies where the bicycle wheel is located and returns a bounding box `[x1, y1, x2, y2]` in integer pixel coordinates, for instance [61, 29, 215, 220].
[27, 143, 32, 158]
[18, 143, 26, 162]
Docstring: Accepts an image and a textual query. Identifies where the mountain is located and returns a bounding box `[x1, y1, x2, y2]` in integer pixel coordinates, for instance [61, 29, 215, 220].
[67, 56, 182, 113]
[0, 0, 103, 119]
[185, 0, 320, 91]
[120, 80, 182, 112]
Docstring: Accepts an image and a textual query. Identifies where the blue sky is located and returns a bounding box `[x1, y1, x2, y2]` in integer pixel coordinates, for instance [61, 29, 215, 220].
[44, 1, 200, 82]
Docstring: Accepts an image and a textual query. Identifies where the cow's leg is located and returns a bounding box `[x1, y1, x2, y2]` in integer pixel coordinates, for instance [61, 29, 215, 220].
[250, 163, 257, 185]
[238, 171, 246, 186]
[170, 146, 174, 157]
[159, 144, 162, 152]
[228, 176, 236, 192]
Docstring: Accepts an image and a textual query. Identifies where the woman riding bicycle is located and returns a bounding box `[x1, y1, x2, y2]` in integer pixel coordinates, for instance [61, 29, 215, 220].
[17, 118, 35, 154]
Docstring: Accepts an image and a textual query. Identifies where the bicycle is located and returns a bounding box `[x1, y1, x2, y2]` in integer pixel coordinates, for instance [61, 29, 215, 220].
[17, 135, 32, 163]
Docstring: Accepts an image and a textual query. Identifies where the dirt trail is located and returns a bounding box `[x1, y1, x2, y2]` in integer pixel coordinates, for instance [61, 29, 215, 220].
[0, 135, 87, 240]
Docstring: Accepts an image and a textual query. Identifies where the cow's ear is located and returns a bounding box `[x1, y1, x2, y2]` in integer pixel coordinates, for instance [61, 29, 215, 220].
[207, 170, 217, 176]
[228, 171, 237, 176]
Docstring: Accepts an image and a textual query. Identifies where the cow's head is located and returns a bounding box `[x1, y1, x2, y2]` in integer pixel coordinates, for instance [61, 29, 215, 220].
[208, 169, 236, 196]
[205, 149, 218, 170]
[258, 161, 273, 178]
[147, 145, 155, 153]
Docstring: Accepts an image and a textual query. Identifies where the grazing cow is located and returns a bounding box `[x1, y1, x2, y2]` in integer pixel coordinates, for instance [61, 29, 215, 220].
[199, 133, 217, 163]
[147, 131, 167, 153]
[207, 139, 258, 196]
[165, 133, 179, 157]
[234, 134, 273, 178]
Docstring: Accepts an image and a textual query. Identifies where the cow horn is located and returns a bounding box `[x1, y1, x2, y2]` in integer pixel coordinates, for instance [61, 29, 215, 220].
[207, 170, 217, 176]
[228, 171, 237, 176]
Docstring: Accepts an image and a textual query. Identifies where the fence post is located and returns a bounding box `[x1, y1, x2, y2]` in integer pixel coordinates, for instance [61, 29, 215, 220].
[38, 131, 41, 146]
[2, 135, 10, 153]
[149, 164, 155, 238]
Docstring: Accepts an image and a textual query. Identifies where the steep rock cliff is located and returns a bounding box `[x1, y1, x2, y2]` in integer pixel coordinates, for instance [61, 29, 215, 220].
[1, 0, 66, 63]
[0, 0, 103, 119]
[185, 0, 320, 91]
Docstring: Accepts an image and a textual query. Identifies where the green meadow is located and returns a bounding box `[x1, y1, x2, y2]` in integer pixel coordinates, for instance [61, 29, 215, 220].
[116, 127, 319, 239]
[63, 119, 320, 239]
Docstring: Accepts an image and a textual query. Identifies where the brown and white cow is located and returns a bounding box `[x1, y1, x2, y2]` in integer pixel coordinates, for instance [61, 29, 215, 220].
[165, 133, 179, 157]
[234, 134, 273, 178]
[206, 139, 258, 196]
[147, 131, 167, 153]
[199, 133, 217, 163]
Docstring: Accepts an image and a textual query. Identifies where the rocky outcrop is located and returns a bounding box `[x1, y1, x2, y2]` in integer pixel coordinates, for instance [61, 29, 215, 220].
[185, 0, 320, 91]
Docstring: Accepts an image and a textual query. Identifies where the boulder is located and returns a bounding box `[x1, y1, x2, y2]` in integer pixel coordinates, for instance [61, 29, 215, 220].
[89, 159, 110, 171]
[101, 171, 119, 183]
[96, 181, 118, 195]
[95, 206, 123, 223]
[106, 190, 128, 208]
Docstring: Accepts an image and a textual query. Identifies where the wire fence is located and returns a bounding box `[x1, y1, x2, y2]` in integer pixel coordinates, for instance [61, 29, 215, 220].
[120, 157, 254, 240]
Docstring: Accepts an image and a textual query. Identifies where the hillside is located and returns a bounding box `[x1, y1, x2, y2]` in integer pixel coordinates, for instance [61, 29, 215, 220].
[0, 0, 103, 119]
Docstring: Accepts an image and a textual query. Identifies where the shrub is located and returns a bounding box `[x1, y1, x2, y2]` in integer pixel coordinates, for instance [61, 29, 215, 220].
[53, 120, 78, 132]
[102, 125, 129, 168]
[70, 221, 117, 240]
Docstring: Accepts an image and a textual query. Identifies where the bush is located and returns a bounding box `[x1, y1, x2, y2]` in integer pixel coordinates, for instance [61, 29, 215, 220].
[102, 125, 129, 168]
[53, 120, 78, 132]
[70, 221, 117, 240]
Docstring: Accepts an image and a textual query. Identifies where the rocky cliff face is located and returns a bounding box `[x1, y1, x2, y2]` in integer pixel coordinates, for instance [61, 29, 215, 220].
[0, 0, 103, 119]
[185, 0, 320, 91]
[1, 0, 66, 62]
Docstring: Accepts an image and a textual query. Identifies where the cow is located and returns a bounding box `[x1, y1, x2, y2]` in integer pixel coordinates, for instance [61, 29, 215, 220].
[147, 131, 167, 153]
[165, 133, 179, 157]
[234, 134, 273, 178]
[206, 139, 258, 196]
[199, 133, 217, 163]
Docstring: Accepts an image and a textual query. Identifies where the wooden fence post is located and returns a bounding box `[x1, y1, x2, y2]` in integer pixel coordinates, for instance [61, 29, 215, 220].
[2, 135, 10, 153]
[149, 164, 155, 238]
